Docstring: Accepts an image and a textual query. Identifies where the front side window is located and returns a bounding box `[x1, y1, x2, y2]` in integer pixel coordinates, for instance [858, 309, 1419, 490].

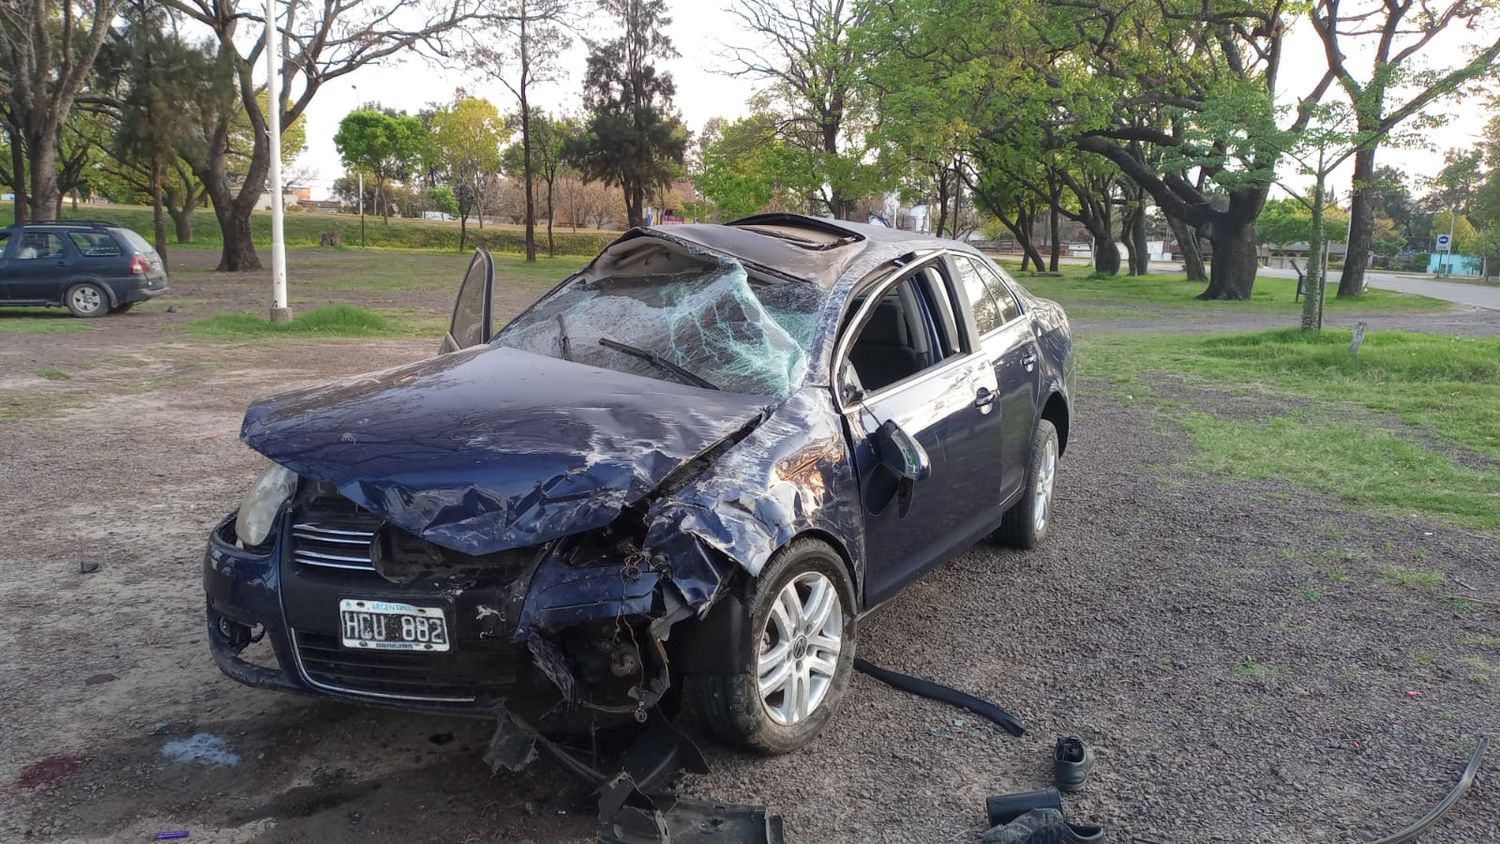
[68, 231, 123, 257]
[16, 232, 64, 260]
[497, 251, 827, 397]
[842, 273, 946, 394]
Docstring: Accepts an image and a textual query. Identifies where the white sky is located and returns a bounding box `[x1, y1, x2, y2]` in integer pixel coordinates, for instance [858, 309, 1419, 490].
[285, 2, 1492, 203]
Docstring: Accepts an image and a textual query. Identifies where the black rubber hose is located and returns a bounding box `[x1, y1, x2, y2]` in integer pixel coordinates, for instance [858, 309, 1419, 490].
[1364, 735, 1488, 844]
[854, 657, 1026, 737]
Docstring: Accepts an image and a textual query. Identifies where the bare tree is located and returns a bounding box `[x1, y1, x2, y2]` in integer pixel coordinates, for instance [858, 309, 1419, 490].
[722, 0, 874, 219]
[1310, 0, 1500, 296]
[0, 0, 123, 222]
[161, 0, 488, 270]
[465, 0, 578, 262]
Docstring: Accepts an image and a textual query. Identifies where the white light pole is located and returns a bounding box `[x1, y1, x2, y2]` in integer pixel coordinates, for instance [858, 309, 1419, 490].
[266, 0, 290, 322]
[352, 84, 366, 248]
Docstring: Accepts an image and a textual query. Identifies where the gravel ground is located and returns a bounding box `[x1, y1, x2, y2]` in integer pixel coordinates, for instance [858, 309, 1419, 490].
[2, 256, 1497, 842]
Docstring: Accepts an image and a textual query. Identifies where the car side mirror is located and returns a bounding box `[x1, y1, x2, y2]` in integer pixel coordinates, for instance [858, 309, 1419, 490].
[875, 419, 930, 482]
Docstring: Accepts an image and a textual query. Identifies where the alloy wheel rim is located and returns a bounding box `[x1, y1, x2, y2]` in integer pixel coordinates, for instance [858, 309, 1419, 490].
[1034, 438, 1057, 532]
[72, 287, 102, 313]
[757, 571, 842, 726]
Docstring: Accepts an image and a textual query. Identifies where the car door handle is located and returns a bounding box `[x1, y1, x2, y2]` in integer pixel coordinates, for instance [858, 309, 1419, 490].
[1020, 351, 1038, 372]
[973, 387, 996, 411]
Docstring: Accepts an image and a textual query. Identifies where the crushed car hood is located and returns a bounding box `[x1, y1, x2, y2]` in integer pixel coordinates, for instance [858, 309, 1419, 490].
[241, 345, 770, 555]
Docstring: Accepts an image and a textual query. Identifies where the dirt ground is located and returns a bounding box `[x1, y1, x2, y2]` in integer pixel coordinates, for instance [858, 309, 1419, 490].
[2, 250, 1497, 842]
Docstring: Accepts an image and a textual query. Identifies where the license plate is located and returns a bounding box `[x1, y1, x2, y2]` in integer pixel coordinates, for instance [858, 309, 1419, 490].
[339, 599, 450, 652]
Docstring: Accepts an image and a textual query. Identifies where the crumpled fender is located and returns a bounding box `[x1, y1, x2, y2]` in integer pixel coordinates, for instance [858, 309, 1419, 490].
[643, 387, 863, 596]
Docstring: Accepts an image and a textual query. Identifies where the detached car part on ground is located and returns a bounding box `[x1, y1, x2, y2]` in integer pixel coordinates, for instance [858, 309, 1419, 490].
[204, 214, 1074, 757]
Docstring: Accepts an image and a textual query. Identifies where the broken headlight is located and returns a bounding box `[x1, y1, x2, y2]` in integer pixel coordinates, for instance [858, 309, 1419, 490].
[235, 459, 297, 547]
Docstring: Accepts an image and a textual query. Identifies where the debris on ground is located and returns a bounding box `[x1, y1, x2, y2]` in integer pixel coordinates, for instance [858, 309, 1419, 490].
[854, 657, 1026, 737]
[160, 733, 240, 766]
[597, 773, 786, 844]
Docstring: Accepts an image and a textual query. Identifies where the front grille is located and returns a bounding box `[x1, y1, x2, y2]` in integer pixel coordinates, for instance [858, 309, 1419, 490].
[292, 631, 522, 702]
[290, 494, 382, 573]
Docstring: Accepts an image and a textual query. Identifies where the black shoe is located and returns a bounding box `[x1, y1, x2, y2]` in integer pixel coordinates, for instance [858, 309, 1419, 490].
[1053, 736, 1094, 792]
[981, 808, 1105, 844]
[984, 788, 1063, 828]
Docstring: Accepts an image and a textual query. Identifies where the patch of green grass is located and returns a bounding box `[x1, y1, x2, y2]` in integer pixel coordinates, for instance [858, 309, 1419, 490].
[36, 368, 70, 380]
[1293, 585, 1322, 602]
[1233, 659, 1280, 679]
[0, 307, 89, 333]
[182, 305, 435, 340]
[1176, 412, 1500, 529]
[1460, 655, 1495, 684]
[1448, 597, 1480, 611]
[1084, 329, 1500, 461]
[294, 250, 584, 295]
[1460, 634, 1500, 648]
[1415, 651, 1435, 666]
[1381, 566, 1447, 591]
[1005, 262, 1444, 312]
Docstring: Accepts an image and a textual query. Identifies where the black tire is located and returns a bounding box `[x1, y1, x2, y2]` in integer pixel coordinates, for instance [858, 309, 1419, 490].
[995, 418, 1059, 549]
[109, 302, 135, 314]
[65, 283, 110, 318]
[692, 537, 857, 754]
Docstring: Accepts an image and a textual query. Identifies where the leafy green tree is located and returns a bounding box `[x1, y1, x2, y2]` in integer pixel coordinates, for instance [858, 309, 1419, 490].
[1310, 0, 1500, 296]
[503, 110, 577, 256]
[334, 108, 427, 232]
[565, 0, 687, 228]
[428, 96, 506, 249]
[723, 0, 885, 219]
[696, 112, 809, 219]
[428, 185, 459, 216]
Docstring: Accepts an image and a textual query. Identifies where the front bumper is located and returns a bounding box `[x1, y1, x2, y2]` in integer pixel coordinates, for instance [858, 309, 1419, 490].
[202, 510, 686, 719]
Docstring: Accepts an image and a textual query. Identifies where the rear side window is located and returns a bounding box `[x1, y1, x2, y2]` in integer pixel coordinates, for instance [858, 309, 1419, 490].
[113, 228, 154, 254]
[956, 255, 1022, 327]
[69, 231, 124, 257]
[15, 232, 65, 260]
[953, 256, 1005, 334]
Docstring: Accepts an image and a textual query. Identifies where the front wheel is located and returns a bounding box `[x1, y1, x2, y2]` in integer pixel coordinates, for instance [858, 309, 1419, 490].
[692, 538, 857, 754]
[995, 418, 1059, 549]
[65, 283, 109, 318]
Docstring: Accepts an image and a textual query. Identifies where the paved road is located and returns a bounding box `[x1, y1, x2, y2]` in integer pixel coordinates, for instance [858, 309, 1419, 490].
[1259, 266, 1500, 311]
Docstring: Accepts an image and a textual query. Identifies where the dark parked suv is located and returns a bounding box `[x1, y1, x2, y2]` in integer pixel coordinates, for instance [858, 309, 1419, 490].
[0, 220, 169, 316]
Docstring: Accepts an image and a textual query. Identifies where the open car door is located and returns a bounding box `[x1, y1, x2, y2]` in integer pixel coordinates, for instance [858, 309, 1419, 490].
[439, 249, 496, 354]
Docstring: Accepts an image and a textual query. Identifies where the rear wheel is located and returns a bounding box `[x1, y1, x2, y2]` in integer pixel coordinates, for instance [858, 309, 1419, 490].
[65, 283, 109, 318]
[692, 538, 856, 754]
[995, 418, 1059, 549]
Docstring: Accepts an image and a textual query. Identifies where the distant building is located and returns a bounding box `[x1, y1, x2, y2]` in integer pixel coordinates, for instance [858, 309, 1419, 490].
[1427, 253, 1482, 275]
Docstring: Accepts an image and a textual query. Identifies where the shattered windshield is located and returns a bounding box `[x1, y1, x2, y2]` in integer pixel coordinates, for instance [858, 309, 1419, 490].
[496, 252, 827, 397]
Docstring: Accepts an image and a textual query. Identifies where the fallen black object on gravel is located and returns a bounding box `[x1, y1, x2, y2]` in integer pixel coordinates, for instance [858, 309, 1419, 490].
[986, 788, 1063, 828]
[484, 707, 707, 794]
[853, 658, 1025, 737]
[78, 561, 99, 574]
[597, 772, 786, 844]
[1363, 735, 1487, 844]
[981, 808, 1103, 843]
[1053, 736, 1094, 792]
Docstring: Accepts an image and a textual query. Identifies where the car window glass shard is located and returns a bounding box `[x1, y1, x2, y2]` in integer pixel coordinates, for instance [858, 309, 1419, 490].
[497, 252, 825, 398]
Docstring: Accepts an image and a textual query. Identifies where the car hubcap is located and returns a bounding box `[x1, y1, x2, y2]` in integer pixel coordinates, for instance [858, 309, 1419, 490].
[72, 287, 101, 313]
[758, 572, 842, 726]
[1034, 438, 1057, 532]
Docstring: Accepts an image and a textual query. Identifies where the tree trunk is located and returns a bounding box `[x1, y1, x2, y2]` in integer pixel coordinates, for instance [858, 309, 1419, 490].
[1130, 205, 1149, 274]
[1336, 146, 1376, 297]
[1198, 220, 1258, 300]
[1121, 211, 1141, 276]
[9, 138, 28, 224]
[933, 166, 950, 237]
[1166, 214, 1206, 281]
[1048, 202, 1061, 272]
[997, 210, 1044, 271]
[545, 178, 555, 257]
[150, 154, 169, 271]
[1301, 178, 1327, 330]
[26, 127, 61, 221]
[168, 204, 194, 243]
[1092, 229, 1120, 275]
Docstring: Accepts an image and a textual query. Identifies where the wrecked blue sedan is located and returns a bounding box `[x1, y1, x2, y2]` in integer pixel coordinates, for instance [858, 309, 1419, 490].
[203, 214, 1073, 754]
